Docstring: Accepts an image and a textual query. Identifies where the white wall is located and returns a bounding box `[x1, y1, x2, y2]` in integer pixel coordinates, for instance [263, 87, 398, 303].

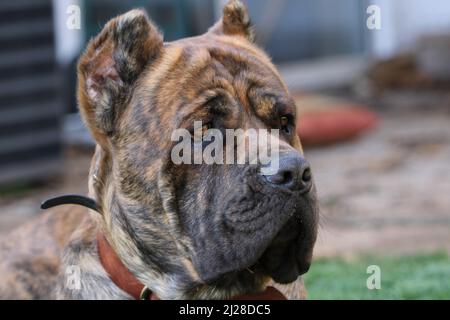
[371, 0, 450, 58]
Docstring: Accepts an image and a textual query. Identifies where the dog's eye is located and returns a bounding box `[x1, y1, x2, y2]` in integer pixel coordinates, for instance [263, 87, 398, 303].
[280, 115, 293, 135]
[191, 122, 213, 142]
[202, 122, 212, 137]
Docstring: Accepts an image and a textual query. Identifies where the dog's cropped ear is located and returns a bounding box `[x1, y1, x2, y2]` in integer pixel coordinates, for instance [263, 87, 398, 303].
[77, 9, 163, 147]
[209, 0, 254, 41]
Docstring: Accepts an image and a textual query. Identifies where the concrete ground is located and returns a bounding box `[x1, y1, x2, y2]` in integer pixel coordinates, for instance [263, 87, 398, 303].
[309, 110, 450, 257]
[0, 110, 449, 259]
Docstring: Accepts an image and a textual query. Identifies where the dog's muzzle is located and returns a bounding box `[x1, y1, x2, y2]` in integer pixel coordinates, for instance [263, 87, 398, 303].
[190, 152, 318, 285]
[255, 152, 317, 283]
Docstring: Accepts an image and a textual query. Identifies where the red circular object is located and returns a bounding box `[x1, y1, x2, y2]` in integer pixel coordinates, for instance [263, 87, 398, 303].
[297, 107, 379, 146]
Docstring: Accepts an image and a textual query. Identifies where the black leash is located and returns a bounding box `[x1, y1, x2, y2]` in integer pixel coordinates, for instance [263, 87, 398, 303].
[41, 195, 101, 213]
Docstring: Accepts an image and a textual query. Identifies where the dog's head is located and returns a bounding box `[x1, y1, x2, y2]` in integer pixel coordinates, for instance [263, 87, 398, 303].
[78, 0, 318, 299]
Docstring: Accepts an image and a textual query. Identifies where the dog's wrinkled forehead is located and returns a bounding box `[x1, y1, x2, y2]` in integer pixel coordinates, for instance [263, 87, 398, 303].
[127, 36, 294, 134]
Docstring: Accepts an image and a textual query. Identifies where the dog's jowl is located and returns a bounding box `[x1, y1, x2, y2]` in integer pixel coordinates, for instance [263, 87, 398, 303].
[0, 0, 318, 300]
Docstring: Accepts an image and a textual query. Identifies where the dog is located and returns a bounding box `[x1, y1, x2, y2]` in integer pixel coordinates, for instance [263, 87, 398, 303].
[0, 0, 318, 299]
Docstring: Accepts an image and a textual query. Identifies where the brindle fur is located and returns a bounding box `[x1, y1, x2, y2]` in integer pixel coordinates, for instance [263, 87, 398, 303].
[0, 1, 317, 300]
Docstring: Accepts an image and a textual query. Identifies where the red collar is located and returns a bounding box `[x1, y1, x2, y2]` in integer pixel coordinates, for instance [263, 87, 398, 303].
[97, 233, 158, 300]
[97, 233, 287, 300]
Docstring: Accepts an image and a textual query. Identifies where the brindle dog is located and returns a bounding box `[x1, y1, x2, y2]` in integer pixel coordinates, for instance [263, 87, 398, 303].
[0, 0, 318, 299]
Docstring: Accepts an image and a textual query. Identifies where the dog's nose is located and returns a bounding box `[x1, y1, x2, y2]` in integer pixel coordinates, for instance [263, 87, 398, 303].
[261, 153, 312, 192]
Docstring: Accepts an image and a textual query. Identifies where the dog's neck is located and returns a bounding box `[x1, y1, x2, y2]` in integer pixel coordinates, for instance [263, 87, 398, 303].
[97, 231, 287, 300]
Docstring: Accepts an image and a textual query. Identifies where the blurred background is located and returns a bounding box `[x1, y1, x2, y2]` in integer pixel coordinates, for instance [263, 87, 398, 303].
[0, 0, 449, 299]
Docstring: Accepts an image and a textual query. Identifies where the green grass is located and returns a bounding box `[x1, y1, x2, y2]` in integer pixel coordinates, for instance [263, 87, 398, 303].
[303, 252, 450, 300]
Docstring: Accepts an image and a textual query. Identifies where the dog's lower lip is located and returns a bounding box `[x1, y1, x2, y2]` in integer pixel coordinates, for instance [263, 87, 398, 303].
[267, 257, 311, 284]
[254, 236, 312, 283]
[268, 260, 300, 284]
[296, 259, 311, 276]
